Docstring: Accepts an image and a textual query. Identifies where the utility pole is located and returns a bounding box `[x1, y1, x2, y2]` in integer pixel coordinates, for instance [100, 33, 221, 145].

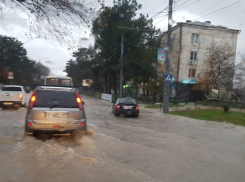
[117, 27, 154, 97]
[163, 0, 173, 113]
[119, 34, 124, 97]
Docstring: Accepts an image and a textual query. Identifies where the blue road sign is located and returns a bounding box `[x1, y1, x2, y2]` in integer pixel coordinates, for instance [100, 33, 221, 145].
[164, 74, 173, 82]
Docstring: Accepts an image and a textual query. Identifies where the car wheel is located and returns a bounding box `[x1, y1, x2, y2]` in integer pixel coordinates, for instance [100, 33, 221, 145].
[24, 124, 33, 135]
[114, 111, 118, 116]
[134, 114, 139, 118]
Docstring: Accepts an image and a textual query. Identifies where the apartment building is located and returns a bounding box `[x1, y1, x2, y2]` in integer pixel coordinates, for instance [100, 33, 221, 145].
[161, 20, 240, 84]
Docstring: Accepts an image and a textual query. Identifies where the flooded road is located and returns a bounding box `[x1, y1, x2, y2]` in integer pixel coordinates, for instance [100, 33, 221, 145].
[0, 96, 245, 182]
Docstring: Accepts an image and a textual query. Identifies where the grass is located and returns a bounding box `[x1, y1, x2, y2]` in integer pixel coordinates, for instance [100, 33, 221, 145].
[145, 104, 162, 108]
[145, 103, 182, 109]
[170, 109, 245, 127]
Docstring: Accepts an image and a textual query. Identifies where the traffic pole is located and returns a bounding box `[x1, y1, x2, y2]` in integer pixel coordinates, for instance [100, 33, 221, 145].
[163, 0, 173, 113]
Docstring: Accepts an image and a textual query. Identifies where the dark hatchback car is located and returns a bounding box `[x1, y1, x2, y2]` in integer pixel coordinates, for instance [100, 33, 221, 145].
[112, 97, 139, 117]
[25, 86, 87, 135]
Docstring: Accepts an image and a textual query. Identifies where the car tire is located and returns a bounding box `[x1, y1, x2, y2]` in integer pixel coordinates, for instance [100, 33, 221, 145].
[134, 114, 139, 118]
[114, 111, 118, 117]
[24, 124, 33, 135]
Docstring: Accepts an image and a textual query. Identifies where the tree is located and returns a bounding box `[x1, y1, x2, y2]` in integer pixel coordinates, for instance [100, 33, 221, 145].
[92, 0, 144, 94]
[65, 0, 162, 97]
[91, 0, 161, 95]
[0, 35, 49, 85]
[0, 0, 102, 45]
[194, 42, 235, 90]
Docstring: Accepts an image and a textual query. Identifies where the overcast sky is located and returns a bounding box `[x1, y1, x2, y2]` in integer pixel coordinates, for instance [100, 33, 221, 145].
[0, 0, 245, 75]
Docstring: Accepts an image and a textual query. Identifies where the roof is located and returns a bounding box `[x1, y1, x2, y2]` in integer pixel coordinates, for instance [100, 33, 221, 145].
[3, 85, 22, 87]
[46, 75, 71, 79]
[36, 85, 75, 92]
[172, 21, 241, 33]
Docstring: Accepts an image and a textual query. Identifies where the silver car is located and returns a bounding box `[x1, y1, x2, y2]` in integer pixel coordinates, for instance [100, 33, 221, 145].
[25, 86, 87, 135]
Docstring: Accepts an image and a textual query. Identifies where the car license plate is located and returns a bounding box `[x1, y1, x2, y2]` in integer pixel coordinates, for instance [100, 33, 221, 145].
[46, 113, 67, 119]
[3, 102, 13, 105]
[124, 106, 132, 109]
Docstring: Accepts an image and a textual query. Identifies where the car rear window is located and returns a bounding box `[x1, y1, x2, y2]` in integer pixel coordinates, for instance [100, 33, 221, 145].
[34, 91, 78, 108]
[2, 87, 22, 91]
[119, 98, 136, 104]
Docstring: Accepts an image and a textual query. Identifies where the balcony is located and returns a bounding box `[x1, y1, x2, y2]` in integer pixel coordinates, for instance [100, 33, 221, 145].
[189, 60, 198, 65]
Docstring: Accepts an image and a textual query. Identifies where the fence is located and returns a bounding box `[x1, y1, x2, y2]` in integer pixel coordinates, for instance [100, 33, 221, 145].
[153, 99, 245, 112]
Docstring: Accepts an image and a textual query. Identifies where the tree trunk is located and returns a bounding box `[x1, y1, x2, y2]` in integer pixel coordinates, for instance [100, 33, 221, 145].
[113, 72, 117, 94]
[143, 83, 145, 95]
[105, 76, 108, 93]
[108, 74, 112, 94]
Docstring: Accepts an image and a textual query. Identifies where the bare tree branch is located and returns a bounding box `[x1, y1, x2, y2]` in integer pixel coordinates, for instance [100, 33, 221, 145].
[0, 0, 102, 46]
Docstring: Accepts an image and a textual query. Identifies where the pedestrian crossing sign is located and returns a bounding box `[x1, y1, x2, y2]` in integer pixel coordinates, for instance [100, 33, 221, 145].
[164, 74, 173, 82]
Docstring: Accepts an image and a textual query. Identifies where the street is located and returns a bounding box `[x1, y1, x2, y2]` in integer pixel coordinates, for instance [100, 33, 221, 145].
[0, 95, 245, 182]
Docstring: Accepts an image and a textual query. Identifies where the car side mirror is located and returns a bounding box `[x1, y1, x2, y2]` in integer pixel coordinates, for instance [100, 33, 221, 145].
[82, 101, 85, 105]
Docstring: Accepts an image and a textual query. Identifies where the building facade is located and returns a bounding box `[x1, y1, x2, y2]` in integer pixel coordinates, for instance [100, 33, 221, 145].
[161, 20, 240, 84]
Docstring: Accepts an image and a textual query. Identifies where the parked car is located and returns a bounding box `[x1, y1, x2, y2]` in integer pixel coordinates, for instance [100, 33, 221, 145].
[0, 85, 30, 108]
[25, 86, 87, 136]
[112, 97, 139, 117]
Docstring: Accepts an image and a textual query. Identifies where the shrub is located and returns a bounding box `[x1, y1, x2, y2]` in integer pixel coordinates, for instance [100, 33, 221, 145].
[222, 105, 230, 113]
[202, 100, 209, 106]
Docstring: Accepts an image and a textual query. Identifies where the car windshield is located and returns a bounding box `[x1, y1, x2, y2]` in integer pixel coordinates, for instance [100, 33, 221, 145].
[34, 91, 78, 108]
[2, 87, 22, 91]
[119, 98, 136, 104]
[46, 78, 72, 86]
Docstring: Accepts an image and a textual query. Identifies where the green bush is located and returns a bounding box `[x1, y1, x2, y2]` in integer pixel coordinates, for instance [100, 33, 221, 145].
[202, 100, 209, 106]
[171, 100, 179, 105]
[222, 105, 230, 113]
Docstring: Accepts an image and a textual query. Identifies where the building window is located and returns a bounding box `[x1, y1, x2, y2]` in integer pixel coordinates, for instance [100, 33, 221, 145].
[192, 33, 199, 43]
[189, 69, 196, 78]
[190, 51, 198, 61]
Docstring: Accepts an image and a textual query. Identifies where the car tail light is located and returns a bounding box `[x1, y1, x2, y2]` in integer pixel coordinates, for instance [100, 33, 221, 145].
[29, 90, 37, 109]
[19, 93, 23, 101]
[80, 122, 84, 126]
[28, 122, 32, 126]
[136, 106, 139, 110]
[75, 92, 83, 110]
[116, 104, 120, 109]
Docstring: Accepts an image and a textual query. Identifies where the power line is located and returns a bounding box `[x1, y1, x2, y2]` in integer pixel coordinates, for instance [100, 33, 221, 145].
[194, 1, 241, 20]
[103, 32, 140, 59]
[153, 0, 201, 20]
[197, 2, 245, 20]
[150, 4, 169, 19]
[149, 0, 168, 14]
[193, 0, 226, 19]
[173, 0, 201, 12]
[103, 26, 157, 60]
[134, 1, 168, 18]
[173, 0, 189, 11]
[154, 0, 201, 20]
[155, 15, 168, 26]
